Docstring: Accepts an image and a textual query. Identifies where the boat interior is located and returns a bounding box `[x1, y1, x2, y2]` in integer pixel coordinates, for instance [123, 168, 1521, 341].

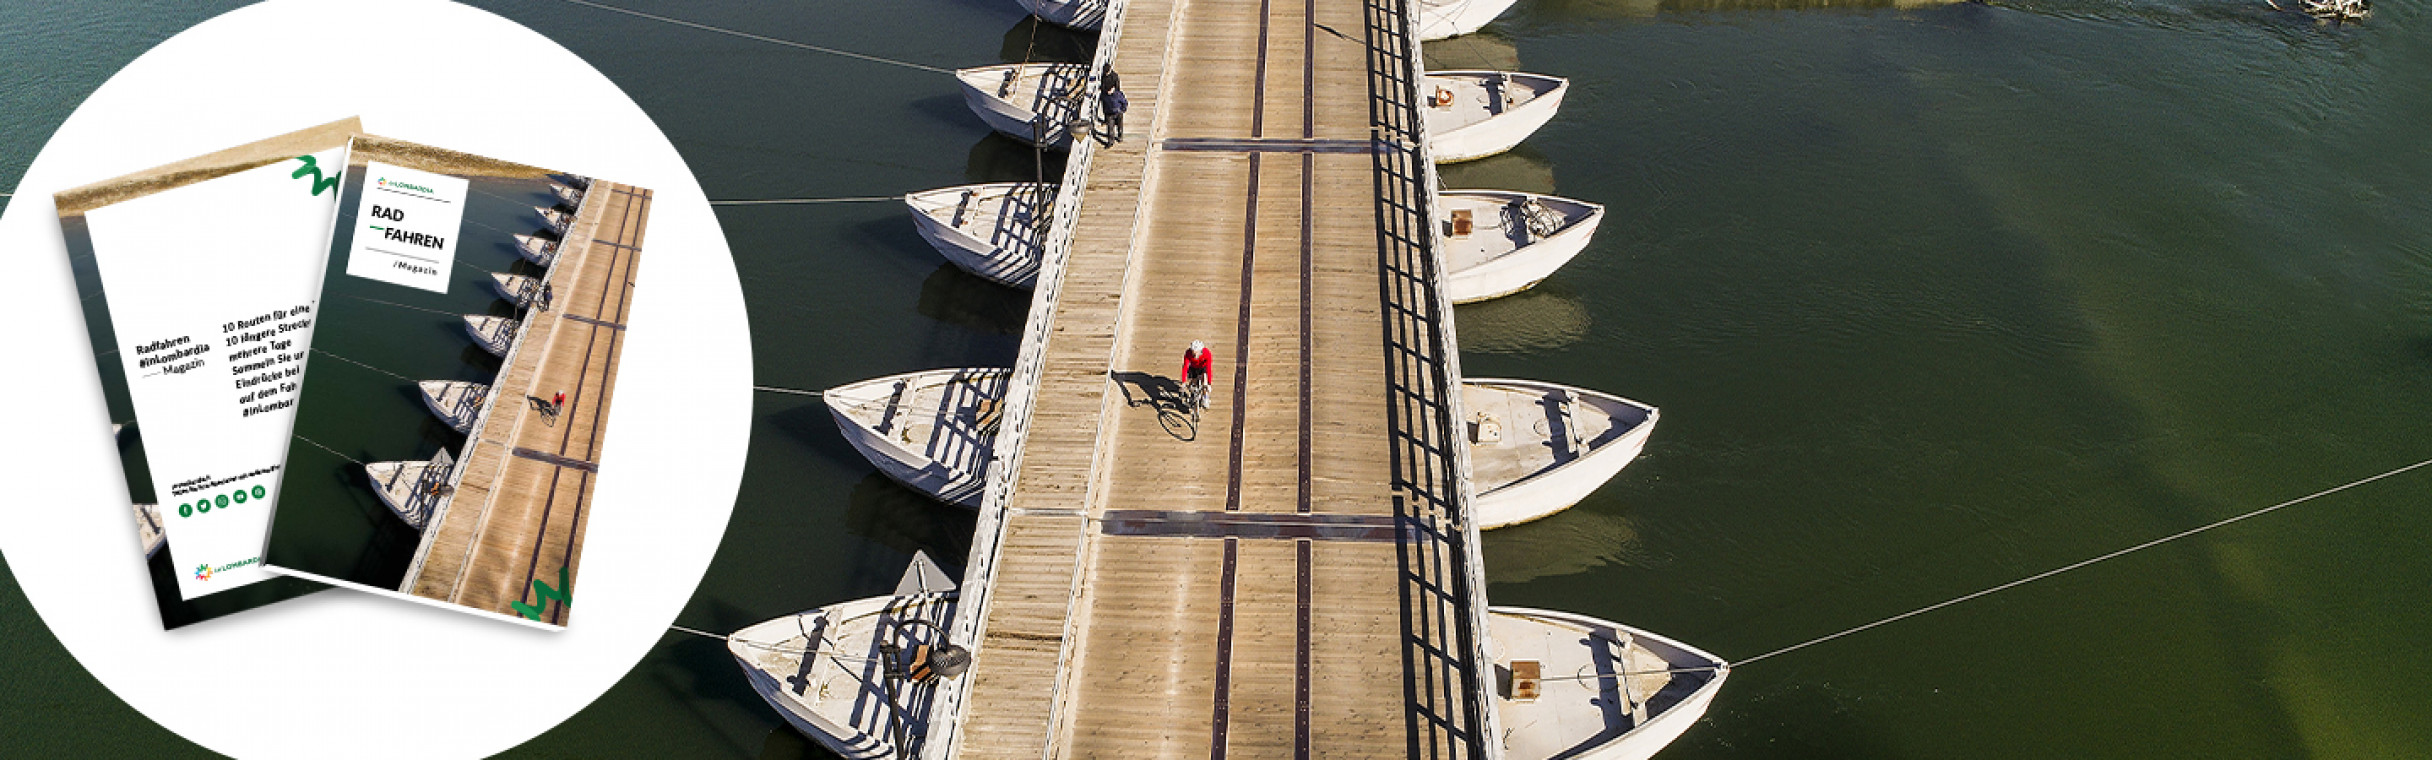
[734, 594, 959, 756]
[1490, 609, 1723, 760]
[833, 370, 1008, 477]
[1440, 193, 1595, 272]
[1463, 381, 1650, 490]
[915, 185, 1053, 260]
[1423, 72, 1559, 132]
[968, 64, 1092, 126]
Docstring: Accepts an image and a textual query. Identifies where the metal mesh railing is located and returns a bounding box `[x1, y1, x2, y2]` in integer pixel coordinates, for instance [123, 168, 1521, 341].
[1364, 0, 1501, 755]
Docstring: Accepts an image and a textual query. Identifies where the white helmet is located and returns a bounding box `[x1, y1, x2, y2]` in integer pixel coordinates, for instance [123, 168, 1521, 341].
[1189, 340, 1205, 352]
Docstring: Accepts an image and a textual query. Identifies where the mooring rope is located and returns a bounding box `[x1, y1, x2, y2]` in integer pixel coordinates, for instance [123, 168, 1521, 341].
[309, 348, 417, 383]
[1489, 454, 2432, 697]
[553, 0, 956, 75]
[669, 624, 882, 663]
[1731, 454, 2432, 667]
[348, 295, 464, 319]
[710, 196, 902, 206]
[291, 434, 365, 466]
[753, 385, 825, 397]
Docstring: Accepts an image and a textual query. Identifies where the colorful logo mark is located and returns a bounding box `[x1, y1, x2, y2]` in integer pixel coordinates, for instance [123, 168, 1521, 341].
[194, 563, 213, 581]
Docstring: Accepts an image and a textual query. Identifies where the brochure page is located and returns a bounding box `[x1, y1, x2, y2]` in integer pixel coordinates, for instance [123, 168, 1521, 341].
[54, 118, 358, 626]
[263, 134, 651, 629]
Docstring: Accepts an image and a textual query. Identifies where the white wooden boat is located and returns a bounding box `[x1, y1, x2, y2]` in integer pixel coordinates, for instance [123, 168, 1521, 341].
[134, 502, 163, 558]
[492, 273, 541, 307]
[1422, 71, 1569, 163]
[1018, 0, 1110, 28]
[514, 233, 559, 266]
[365, 448, 454, 530]
[905, 189, 1589, 299]
[548, 183, 584, 208]
[535, 206, 572, 235]
[826, 369, 1010, 508]
[1418, 0, 1521, 40]
[842, 367, 1643, 528]
[1441, 190, 1603, 303]
[956, 63, 1093, 149]
[463, 315, 516, 357]
[906, 183, 1056, 287]
[731, 554, 961, 759]
[1464, 378, 1657, 529]
[1490, 607, 1728, 760]
[558, 174, 591, 190]
[417, 380, 488, 434]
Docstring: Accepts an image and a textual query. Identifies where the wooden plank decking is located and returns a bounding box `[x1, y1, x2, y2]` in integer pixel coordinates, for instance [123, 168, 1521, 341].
[943, 0, 1492, 755]
[398, 182, 649, 625]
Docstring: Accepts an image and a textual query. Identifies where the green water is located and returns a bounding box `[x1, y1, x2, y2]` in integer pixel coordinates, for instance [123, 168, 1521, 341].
[7, 0, 2431, 757]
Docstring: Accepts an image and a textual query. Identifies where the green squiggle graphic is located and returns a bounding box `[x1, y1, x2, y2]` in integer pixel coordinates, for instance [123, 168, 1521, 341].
[290, 155, 339, 196]
[512, 566, 573, 621]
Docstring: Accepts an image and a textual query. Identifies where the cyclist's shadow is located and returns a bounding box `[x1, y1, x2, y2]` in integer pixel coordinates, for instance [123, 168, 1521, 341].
[1109, 370, 1195, 441]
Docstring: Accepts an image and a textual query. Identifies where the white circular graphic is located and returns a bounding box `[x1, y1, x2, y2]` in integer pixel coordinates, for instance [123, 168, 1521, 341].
[0, 1, 750, 757]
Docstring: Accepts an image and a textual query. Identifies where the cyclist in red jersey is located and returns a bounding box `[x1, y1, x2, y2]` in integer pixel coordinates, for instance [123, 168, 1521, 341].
[1182, 340, 1214, 409]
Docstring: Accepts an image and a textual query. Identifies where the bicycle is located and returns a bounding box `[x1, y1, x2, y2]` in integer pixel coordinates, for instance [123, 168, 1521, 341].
[1183, 376, 1210, 424]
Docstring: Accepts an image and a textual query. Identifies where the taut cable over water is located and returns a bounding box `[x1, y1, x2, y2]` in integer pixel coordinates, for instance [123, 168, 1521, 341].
[550, 0, 957, 75]
[289, 434, 365, 466]
[1543, 455, 2432, 684]
[1341, 454, 2432, 695]
[346, 294, 467, 319]
[710, 196, 902, 206]
[751, 385, 823, 397]
[308, 348, 417, 383]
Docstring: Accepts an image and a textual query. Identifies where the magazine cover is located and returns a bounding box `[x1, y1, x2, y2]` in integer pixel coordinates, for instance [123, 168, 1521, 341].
[53, 118, 357, 628]
[261, 134, 650, 628]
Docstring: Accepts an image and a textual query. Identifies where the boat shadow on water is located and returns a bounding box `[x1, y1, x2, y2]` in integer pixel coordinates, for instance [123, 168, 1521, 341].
[760, 400, 885, 472]
[998, 15, 1098, 64]
[847, 213, 945, 267]
[965, 132, 1067, 185]
[843, 473, 978, 588]
[916, 264, 1031, 336]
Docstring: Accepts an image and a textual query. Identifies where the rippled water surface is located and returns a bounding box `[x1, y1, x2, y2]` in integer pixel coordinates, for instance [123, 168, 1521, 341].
[4, 0, 2429, 757]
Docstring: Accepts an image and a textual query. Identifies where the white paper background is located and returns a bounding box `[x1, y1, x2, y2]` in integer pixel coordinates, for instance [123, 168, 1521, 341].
[0, 1, 751, 757]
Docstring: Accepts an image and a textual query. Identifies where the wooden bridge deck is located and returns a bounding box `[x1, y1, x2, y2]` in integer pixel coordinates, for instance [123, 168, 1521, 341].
[399, 182, 649, 626]
[945, 0, 1493, 756]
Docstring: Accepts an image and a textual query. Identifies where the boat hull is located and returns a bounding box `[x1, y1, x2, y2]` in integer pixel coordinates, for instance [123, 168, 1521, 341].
[1467, 378, 1657, 529]
[1426, 73, 1568, 163]
[463, 315, 514, 357]
[1489, 606, 1728, 760]
[829, 403, 981, 508]
[493, 274, 539, 307]
[1020, 0, 1108, 28]
[1443, 192, 1604, 304]
[730, 593, 957, 759]
[514, 234, 557, 266]
[418, 380, 486, 434]
[535, 206, 571, 235]
[738, 662, 897, 759]
[906, 184, 1048, 288]
[365, 453, 450, 531]
[1417, 0, 1520, 40]
[957, 65, 1077, 149]
[824, 369, 1008, 508]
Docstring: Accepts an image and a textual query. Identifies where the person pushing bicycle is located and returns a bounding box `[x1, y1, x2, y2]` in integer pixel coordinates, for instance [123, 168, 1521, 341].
[1182, 340, 1214, 411]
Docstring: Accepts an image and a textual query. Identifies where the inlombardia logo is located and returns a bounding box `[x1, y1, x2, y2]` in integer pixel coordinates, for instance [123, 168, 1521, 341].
[191, 557, 260, 582]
